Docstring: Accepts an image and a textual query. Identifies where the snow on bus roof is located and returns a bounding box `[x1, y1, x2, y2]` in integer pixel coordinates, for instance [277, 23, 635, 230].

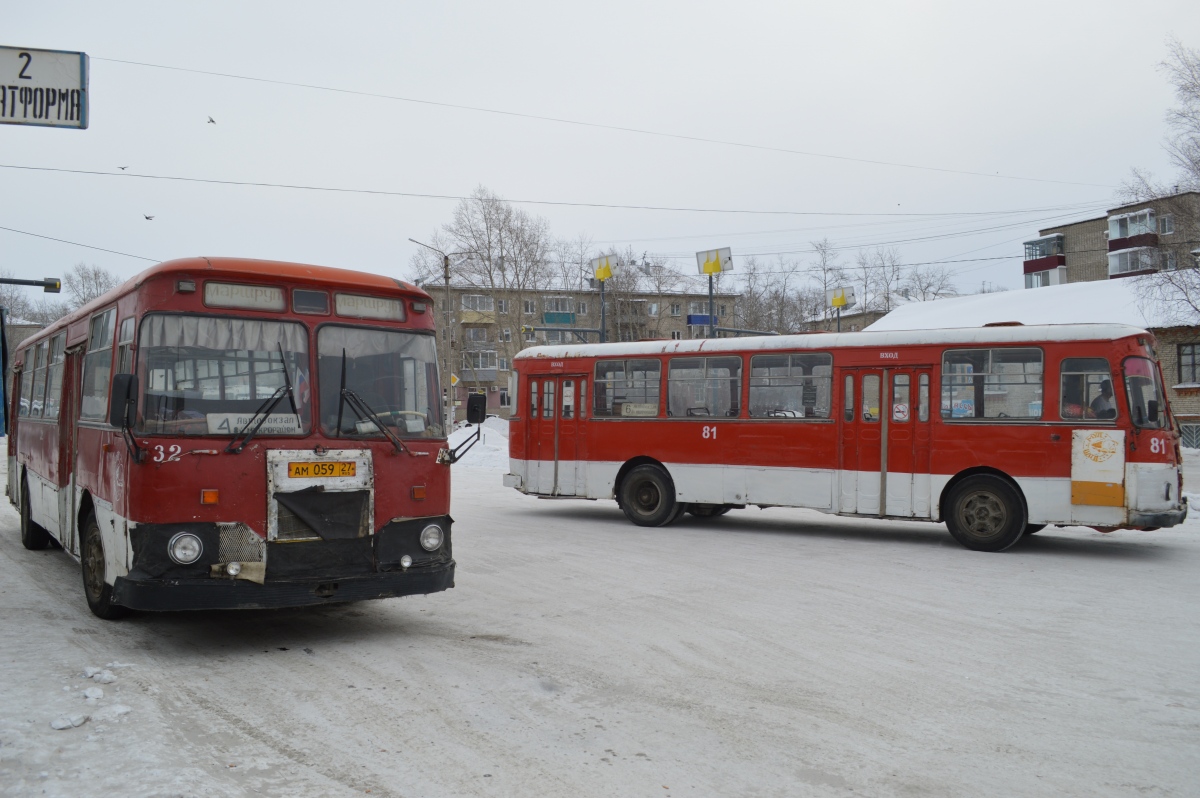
[514, 322, 1149, 360]
[865, 279, 1172, 332]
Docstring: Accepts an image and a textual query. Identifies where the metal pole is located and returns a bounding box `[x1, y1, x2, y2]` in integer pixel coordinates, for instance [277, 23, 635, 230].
[599, 279, 607, 343]
[837, 306, 841, 333]
[443, 255, 452, 426]
[708, 274, 715, 338]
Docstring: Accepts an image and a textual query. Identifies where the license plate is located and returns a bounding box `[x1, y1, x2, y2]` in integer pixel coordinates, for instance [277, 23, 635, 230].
[288, 461, 356, 478]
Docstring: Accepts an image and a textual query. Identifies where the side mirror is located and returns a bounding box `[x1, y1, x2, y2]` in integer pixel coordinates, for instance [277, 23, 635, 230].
[1148, 399, 1159, 423]
[109, 373, 138, 428]
[466, 393, 487, 425]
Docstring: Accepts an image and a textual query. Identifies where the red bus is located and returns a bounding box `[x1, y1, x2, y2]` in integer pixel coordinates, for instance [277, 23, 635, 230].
[505, 325, 1187, 551]
[7, 257, 474, 618]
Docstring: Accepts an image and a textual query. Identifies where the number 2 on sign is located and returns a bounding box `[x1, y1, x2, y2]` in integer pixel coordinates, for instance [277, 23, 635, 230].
[702, 425, 717, 440]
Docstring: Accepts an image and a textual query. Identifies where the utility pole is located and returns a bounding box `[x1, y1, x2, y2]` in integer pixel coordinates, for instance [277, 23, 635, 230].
[409, 238, 461, 428]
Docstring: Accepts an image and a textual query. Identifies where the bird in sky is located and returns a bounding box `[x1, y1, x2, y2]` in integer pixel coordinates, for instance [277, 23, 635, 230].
[207, 116, 216, 124]
[143, 215, 154, 220]
[118, 166, 128, 170]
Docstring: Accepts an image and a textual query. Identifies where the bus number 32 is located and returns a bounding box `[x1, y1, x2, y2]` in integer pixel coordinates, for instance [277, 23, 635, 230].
[702, 426, 718, 440]
[153, 444, 183, 463]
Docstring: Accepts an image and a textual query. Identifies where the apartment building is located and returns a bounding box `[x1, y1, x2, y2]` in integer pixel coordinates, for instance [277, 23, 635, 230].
[1020, 190, 1200, 444]
[434, 284, 739, 419]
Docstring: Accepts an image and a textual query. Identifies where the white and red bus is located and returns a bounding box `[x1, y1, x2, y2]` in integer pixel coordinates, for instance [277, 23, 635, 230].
[504, 325, 1187, 551]
[7, 257, 479, 618]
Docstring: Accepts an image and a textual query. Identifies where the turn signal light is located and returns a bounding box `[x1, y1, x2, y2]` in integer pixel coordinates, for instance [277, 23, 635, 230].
[411, 485, 426, 500]
[200, 489, 219, 505]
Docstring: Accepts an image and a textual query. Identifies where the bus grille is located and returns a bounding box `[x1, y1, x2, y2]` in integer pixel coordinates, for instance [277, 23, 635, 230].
[217, 522, 265, 562]
[275, 504, 320, 541]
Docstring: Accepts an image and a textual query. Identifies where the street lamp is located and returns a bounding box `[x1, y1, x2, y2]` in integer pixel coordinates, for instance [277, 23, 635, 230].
[408, 238, 470, 428]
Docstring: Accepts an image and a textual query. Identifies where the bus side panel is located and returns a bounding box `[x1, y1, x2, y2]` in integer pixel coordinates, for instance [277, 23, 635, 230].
[19, 421, 62, 538]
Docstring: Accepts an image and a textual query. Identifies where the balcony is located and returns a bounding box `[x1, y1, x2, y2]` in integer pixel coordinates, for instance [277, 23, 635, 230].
[543, 312, 575, 325]
[1108, 247, 1157, 278]
[459, 309, 496, 325]
[687, 314, 714, 326]
[1108, 232, 1158, 252]
[1023, 254, 1066, 274]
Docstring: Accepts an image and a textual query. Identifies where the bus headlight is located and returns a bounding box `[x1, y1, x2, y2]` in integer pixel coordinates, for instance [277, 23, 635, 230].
[419, 524, 444, 551]
[168, 532, 203, 565]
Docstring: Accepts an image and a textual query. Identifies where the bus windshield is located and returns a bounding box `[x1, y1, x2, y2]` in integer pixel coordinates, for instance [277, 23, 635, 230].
[138, 315, 311, 436]
[317, 326, 443, 439]
[1124, 356, 1168, 429]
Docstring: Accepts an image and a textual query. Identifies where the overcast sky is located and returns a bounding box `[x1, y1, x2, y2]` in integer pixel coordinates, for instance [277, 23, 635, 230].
[2, 1, 1196, 300]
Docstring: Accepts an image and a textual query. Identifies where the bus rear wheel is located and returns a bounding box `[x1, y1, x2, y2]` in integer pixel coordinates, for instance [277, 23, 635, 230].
[944, 475, 1026, 552]
[20, 477, 51, 551]
[81, 513, 129, 620]
[619, 465, 678, 527]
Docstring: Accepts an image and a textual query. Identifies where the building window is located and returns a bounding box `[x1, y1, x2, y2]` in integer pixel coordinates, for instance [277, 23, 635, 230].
[523, 299, 536, 315]
[718, 304, 727, 317]
[1181, 424, 1200, 449]
[670, 303, 682, 316]
[462, 294, 494, 312]
[1025, 270, 1050, 289]
[1024, 235, 1064, 260]
[544, 297, 572, 313]
[1108, 209, 1155, 240]
[462, 350, 498, 371]
[498, 357, 509, 371]
[499, 388, 511, 407]
[688, 325, 708, 339]
[671, 330, 682, 340]
[577, 301, 588, 316]
[500, 328, 512, 342]
[1180, 344, 1200, 384]
[496, 299, 508, 314]
[1108, 248, 1155, 276]
[688, 301, 707, 315]
[1159, 214, 1175, 235]
[1163, 250, 1178, 270]
[544, 330, 566, 344]
[524, 328, 536, 342]
[647, 303, 659, 317]
[464, 327, 489, 343]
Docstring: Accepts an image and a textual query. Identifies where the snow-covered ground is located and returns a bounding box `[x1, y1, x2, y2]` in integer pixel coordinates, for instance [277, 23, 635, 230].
[2, 428, 1199, 797]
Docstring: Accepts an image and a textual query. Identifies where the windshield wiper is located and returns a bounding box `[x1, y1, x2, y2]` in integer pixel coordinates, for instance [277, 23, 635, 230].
[339, 388, 425, 457]
[225, 345, 299, 454]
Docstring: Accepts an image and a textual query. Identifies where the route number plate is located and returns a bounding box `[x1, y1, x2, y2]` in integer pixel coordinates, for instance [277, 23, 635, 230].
[288, 461, 356, 478]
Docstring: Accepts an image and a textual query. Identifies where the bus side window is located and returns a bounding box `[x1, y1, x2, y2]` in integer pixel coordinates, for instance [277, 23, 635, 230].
[579, 380, 587, 418]
[562, 380, 574, 419]
[918, 374, 929, 422]
[116, 317, 136, 374]
[80, 308, 117, 422]
[843, 374, 854, 422]
[862, 375, 880, 422]
[543, 381, 555, 419]
[892, 374, 910, 422]
[530, 380, 538, 417]
[1060, 357, 1116, 420]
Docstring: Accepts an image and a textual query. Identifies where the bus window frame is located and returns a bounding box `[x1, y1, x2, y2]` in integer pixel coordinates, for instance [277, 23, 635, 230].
[939, 346, 1045, 423]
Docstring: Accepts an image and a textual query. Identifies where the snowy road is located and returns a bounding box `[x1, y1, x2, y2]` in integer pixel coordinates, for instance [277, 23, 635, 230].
[3, 446, 1200, 797]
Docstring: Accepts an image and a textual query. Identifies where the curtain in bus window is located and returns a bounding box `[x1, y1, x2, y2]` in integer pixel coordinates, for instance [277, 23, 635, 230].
[316, 326, 442, 438]
[593, 359, 661, 417]
[668, 356, 742, 418]
[80, 309, 116, 421]
[1060, 358, 1116, 420]
[138, 314, 313, 436]
[1124, 356, 1167, 429]
[43, 335, 66, 420]
[940, 348, 1043, 420]
[749, 352, 832, 419]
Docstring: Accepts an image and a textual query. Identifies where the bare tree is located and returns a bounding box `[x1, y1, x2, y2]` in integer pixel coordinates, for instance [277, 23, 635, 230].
[1162, 37, 1200, 190]
[853, 247, 905, 313]
[903, 263, 956, 301]
[64, 263, 122, 308]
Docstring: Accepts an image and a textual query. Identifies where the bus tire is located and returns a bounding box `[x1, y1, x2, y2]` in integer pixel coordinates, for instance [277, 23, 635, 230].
[1023, 524, 1047, 536]
[619, 465, 678, 527]
[944, 475, 1026, 552]
[20, 477, 51, 551]
[81, 513, 129, 620]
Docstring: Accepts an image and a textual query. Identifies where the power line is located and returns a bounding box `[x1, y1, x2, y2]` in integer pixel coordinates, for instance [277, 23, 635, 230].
[0, 163, 1110, 219]
[94, 56, 1114, 190]
[0, 223, 158, 262]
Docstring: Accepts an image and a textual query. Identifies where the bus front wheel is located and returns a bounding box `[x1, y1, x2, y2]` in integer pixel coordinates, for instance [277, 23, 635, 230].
[944, 475, 1026, 552]
[619, 465, 678, 527]
[20, 478, 51, 551]
[1023, 524, 1047, 535]
[81, 513, 129, 620]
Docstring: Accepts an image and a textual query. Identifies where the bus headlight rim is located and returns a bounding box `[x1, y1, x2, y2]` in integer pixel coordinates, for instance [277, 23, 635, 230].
[168, 532, 204, 565]
[419, 524, 444, 551]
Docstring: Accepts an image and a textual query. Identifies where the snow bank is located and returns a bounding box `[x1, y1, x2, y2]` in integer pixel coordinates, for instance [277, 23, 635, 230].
[447, 415, 509, 471]
[865, 279, 1169, 332]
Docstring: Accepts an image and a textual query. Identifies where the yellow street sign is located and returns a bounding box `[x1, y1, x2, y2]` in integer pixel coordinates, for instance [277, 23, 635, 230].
[591, 255, 616, 282]
[695, 247, 732, 275]
[450, 373, 459, 386]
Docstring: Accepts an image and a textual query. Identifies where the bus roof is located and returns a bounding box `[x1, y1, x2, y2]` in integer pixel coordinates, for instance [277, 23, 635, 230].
[514, 323, 1152, 361]
[16, 257, 428, 350]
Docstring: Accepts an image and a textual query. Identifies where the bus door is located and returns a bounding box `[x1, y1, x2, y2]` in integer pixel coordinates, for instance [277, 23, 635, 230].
[884, 369, 933, 518]
[839, 369, 883, 514]
[526, 375, 587, 495]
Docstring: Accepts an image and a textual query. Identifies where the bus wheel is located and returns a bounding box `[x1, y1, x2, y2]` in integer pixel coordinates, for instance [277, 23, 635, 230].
[619, 465, 678, 527]
[944, 475, 1026, 552]
[81, 513, 129, 620]
[20, 478, 51, 551]
[1023, 524, 1047, 536]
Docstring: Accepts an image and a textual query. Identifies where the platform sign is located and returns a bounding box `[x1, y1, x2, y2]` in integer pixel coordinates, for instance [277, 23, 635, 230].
[826, 286, 856, 310]
[591, 255, 617, 282]
[0, 46, 89, 129]
[696, 248, 733, 275]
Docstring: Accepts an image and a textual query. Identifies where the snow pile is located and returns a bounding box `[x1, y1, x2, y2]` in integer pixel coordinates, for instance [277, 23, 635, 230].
[448, 415, 510, 471]
[865, 279, 1170, 332]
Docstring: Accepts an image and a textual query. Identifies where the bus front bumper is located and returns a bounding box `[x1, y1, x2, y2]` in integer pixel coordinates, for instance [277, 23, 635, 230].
[110, 561, 455, 611]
